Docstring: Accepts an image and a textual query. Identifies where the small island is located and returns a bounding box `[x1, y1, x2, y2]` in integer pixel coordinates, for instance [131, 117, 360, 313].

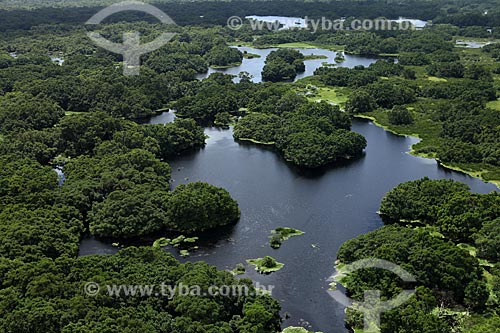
[247, 256, 285, 273]
[231, 263, 246, 275]
[334, 52, 345, 63]
[234, 101, 367, 168]
[262, 49, 306, 82]
[89, 180, 240, 239]
[269, 227, 305, 249]
[243, 51, 261, 59]
[205, 45, 244, 68]
[282, 328, 321, 333]
[304, 54, 328, 61]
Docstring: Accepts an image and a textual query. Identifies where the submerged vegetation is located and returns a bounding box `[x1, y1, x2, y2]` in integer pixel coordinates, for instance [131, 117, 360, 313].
[152, 235, 200, 257]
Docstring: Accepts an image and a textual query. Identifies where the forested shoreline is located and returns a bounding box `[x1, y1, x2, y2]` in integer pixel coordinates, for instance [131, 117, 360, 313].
[337, 178, 499, 332]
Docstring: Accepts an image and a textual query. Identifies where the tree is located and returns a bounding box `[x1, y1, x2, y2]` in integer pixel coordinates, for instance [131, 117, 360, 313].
[402, 68, 417, 80]
[0, 155, 59, 208]
[345, 91, 376, 114]
[173, 79, 240, 121]
[388, 106, 414, 125]
[166, 182, 240, 232]
[462, 315, 500, 333]
[261, 256, 278, 268]
[364, 81, 416, 108]
[266, 49, 305, 68]
[0, 92, 64, 133]
[0, 54, 12, 68]
[262, 49, 305, 82]
[474, 218, 500, 261]
[0, 247, 282, 332]
[61, 149, 171, 216]
[436, 192, 500, 243]
[234, 113, 280, 144]
[235, 99, 365, 168]
[0, 128, 60, 164]
[464, 280, 489, 311]
[89, 186, 170, 239]
[379, 177, 470, 223]
[380, 287, 450, 333]
[380, 178, 500, 243]
[214, 112, 231, 128]
[338, 225, 486, 306]
[368, 60, 403, 77]
[57, 112, 124, 157]
[465, 64, 492, 81]
[262, 59, 297, 82]
[279, 129, 366, 168]
[205, 46, 243, 67]
[0, 205, 82, 261]
[314, 66, 378, 88]
[427, 62, 464, 78]
[142, 119, 206, 159]
[398, 52, 431, 66]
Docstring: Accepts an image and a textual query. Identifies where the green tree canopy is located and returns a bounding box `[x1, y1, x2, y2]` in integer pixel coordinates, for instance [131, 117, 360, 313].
[89, 185, 170, 239]
[345, 90, 376, 114]
[0, 247, 281, 332]
[0, 92, 64, 133]
[388, 105, 414, 125]
[166, 182, 240, 233]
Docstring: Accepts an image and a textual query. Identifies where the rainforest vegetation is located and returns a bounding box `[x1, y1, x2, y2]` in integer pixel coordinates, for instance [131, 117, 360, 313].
[338, 178, 499, 333]
[0, 0, 499, 332]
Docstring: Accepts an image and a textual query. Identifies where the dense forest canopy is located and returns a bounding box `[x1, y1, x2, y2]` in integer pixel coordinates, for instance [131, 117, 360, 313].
[0, 0, 499, 31]
[0, 0, 498, 332]
[0, 247, 282, 332]
[338, 178, 499, 332]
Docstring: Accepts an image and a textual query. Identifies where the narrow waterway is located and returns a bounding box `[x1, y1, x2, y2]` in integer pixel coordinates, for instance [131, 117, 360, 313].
[196, 46, 380, 82]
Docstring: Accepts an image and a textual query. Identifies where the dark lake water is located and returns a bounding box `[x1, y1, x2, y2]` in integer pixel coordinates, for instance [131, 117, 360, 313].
[196, 46, 380, 83]
[80, 114, 497, 333]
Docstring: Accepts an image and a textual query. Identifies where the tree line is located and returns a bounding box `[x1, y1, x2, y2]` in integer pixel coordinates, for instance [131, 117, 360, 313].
[338, 178, 499, 332]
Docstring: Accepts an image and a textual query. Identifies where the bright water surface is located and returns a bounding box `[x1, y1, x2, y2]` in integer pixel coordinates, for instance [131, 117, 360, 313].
[196, 46, 380, 83]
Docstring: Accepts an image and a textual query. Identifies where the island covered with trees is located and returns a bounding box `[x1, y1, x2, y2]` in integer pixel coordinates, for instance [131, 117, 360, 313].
[262, 49, 305, 82]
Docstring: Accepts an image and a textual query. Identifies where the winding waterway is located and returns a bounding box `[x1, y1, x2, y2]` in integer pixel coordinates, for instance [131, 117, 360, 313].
[81, 117, 497, 333]
[80, 42, 497, 333]
[196, 46, 380, 82]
